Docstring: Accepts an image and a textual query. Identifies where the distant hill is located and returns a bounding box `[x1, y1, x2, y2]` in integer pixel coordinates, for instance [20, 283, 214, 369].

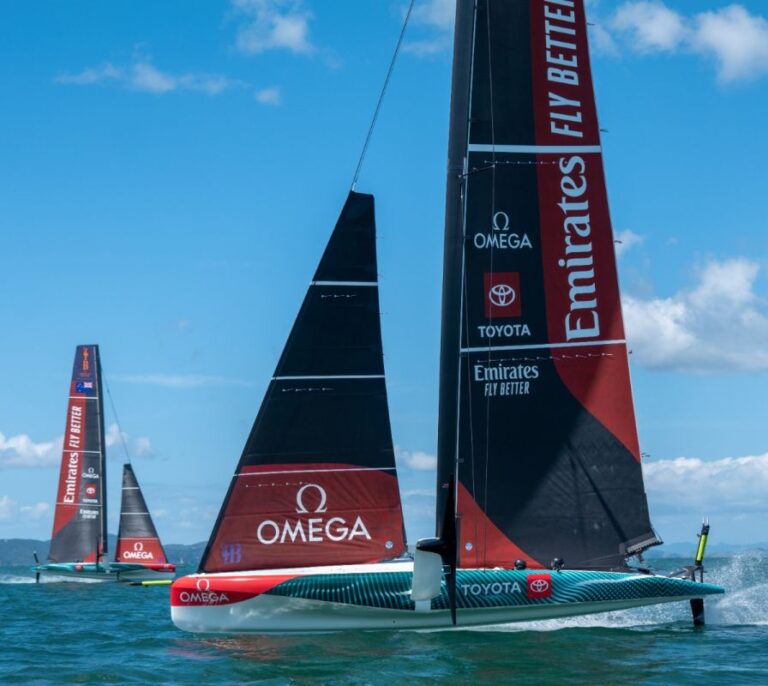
[0, 537, 206, 567]
[645, 541, 768, 558]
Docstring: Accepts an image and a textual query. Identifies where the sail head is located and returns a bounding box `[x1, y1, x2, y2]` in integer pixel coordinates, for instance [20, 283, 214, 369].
[48, 345, 107, 563]
[437, 0, 660, 571]
[201, 192, 407, 573]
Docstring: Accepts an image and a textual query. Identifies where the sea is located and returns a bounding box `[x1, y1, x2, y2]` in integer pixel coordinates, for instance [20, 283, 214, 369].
[1, 555, 766, 686]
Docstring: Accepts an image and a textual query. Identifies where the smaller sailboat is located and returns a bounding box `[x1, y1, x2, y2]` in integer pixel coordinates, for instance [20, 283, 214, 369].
[34, 345, 174, 583]
[110, 463, 176, 582]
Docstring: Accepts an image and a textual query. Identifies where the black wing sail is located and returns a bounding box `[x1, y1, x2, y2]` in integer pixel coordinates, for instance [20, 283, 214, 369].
[201, 192, 407, 573]
[115, 464, 169, 565]
[436, 0, 660, 571]
[48, 345, 107, 563]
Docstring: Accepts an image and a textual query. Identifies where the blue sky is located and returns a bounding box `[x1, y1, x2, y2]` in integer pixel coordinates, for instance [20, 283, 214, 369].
[1, 0, 767, 549]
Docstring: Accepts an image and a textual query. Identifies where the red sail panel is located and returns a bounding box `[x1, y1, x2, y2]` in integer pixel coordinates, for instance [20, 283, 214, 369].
[206, 464, 405, 573]
[48, 345, 107, 563]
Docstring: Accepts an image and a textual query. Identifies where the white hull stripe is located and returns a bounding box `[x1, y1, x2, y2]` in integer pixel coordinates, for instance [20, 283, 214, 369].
[238, 466, 396, 477]
[311, 281, 377, 287]
[461, 339, 626, 354]
[468, 144, 602, 154]
[273, 375, 384, 381]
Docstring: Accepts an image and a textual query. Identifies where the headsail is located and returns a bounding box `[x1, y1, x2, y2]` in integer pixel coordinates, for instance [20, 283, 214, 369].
[115, 463, 169, 565]
[48, 345, 107, 563]
[200, 192, 407, 573]
[436, 0, 660, 571]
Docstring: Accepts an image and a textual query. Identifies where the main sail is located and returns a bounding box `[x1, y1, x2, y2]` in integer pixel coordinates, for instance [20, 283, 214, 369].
[200, 192, 407, 573]
[436, 0, 660, 571]
[115, 463, 169, 565]
[48, 345, 107, 563]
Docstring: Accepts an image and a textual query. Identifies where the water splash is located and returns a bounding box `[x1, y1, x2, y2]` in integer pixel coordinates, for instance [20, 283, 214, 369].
[473, 553, 768, 632]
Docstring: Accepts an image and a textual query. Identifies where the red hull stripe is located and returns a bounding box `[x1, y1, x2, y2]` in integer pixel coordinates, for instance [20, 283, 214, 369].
[171, 574, 297, 607]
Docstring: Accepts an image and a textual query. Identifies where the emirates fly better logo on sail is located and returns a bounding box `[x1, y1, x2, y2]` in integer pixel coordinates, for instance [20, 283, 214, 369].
[484, 272, 522, 318]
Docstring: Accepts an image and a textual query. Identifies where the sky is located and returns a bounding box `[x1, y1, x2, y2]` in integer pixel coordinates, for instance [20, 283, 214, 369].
[1, 0, 767, 550]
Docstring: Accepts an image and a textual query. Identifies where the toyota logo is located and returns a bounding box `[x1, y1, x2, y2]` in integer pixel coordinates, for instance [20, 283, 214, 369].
[530, 579, 550, 593]
[196, 578, 211, 591]
[489, 283, 516, 307]
[295, 484, 328, 514]
[133, 541, 144, 552]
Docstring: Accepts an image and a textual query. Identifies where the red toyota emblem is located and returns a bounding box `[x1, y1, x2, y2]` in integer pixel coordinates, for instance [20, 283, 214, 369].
[527, 573, 552, 599]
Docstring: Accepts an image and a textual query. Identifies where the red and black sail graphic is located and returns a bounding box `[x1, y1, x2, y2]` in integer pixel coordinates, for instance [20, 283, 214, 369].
[48, 345, 107, 563]
[200, 192, 407, 573]
[115, 463, 169, 565]
[436, 0, 660, 571]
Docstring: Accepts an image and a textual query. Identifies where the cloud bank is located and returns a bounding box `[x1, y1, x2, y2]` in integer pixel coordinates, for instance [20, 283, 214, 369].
[623, 258, 768, 372]
[232, 0, 314, 55]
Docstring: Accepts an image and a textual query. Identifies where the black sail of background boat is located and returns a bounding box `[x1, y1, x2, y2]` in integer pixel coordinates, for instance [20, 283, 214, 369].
[34, 345, 174, 583]
[171, 0, 723, 632]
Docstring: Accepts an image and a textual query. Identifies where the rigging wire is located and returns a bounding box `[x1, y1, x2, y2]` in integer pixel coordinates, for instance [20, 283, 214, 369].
[104, 377, 132, 464]
[350, 0, 416, 191]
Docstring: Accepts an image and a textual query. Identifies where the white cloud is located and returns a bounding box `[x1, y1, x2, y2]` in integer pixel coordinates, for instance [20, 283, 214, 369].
[233, 0, 313, 55]
[254, 86, 282, 105]
[614, 229, 644, 257]
[56, 59, 245, 96]
[0, 432, 60, 469]
[104, 423, 153, 460]
[404, 0, 455, 57]
[395, 446, 437, 471]
[412, 0, 455, 31]
[644, 453, 768, 513]
[606, 2, 768, 83]
[112, 373, 253, 388]
[623, 258, 768, 372]
[611, 1, 686, 52]
[0, 496, 16, 521]
[690, 5, 768, 83]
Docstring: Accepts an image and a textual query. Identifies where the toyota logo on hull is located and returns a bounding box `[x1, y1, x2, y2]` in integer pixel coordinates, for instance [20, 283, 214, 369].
[526, 573, 553, 599]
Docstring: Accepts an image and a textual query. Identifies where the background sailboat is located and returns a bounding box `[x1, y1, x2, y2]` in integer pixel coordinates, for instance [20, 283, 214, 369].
[171, 0, 723, 632]
[34, 345, 173, 583]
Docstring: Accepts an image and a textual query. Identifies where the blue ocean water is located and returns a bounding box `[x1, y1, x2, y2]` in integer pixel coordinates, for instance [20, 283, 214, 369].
[0, 556, 766, 686]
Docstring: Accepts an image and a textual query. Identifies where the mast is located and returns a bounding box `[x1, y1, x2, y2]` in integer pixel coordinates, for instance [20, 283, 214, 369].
[435, 0, 476, 536]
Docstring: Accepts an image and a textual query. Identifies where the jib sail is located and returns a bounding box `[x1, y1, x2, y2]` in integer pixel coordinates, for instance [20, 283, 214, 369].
[115, 463, 169, 565]
[436, 0, 660, 571]
[48, 345, 107, 564]
[200, 192, 407, 573]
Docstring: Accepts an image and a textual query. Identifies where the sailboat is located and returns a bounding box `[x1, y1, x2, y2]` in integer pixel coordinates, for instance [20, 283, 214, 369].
[34, 345, 174, 583]
[171, 0, 723, 632]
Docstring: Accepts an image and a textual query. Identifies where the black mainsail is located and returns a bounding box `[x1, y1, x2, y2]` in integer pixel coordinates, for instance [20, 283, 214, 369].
[200, 192, 407, 573]
[436, 0, 660, 571]
[48, 345, 107, 564]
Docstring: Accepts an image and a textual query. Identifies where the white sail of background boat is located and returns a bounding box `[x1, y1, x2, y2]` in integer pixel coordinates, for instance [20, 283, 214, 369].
[171, 0, 723, 632]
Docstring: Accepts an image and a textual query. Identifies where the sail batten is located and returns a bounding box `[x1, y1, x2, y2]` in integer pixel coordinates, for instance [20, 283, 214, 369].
[200, 192, 406, 574]
[437, 0, 659, 571]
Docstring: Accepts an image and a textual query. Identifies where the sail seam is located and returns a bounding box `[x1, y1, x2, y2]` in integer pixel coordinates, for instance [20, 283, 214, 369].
[461, 339, 626, 353]
[238, 467, 396, 477]
[311, 281, 377, 287]
[68, 396, 99, 400]
[468, 144, 601, 154]
[273, 375, 384, 380]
